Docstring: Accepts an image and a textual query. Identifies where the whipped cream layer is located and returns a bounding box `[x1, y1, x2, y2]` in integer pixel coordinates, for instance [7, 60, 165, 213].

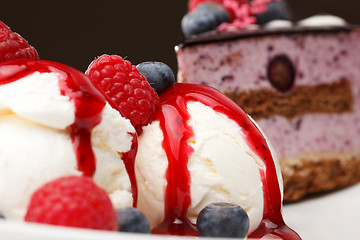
[0, 69, 135, 220]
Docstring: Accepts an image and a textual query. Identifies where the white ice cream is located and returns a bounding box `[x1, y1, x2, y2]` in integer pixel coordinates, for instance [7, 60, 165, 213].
[135, 101, 280, 234]
[0, 71, 135, 220]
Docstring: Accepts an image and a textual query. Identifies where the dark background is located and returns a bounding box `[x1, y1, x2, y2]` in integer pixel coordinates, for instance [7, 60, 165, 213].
[1, 1, 360, 74]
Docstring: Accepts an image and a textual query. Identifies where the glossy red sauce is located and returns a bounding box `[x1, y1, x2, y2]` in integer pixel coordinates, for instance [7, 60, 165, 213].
[152, 83, 301, 239]
[0, 59, 138, 204]
[122, 132, 138, 206]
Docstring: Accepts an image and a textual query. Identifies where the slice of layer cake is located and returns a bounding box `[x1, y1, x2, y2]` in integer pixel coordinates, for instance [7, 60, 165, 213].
[176, 13, 360, 201]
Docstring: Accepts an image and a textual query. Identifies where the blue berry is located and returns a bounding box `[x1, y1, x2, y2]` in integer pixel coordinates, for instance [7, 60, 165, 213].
[182, 11, 217, 36]
[196, 3, 230, 27]
[136, 61, 175, 95]
[0, 212, 4, 219]
[181, 3, 229, 36]
[267, 54, 295, 92]
[117, 207, 150, 233]
[255, 0, 292, 25]
[196, 203, 249, 238]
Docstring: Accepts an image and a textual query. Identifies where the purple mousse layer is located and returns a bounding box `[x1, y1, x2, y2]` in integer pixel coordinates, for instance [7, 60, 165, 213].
[176, 27, 360, 159]
[258, 111, 360, 160]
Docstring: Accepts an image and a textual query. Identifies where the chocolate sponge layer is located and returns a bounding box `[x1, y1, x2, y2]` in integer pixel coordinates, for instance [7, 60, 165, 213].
[225, 79, 353, 120]
[281, 151, 360, 202]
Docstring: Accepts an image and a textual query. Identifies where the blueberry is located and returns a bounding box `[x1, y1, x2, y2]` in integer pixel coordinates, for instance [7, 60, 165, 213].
[117, 207, 150, 233]
[256, 0, 292, 25]
[267, 54, 295, 92]
[0, 212, 4, 219]
[196, 203, 249, 238]
[182, 11, 217, 36]
[181, 3, 230, 36]
[136, 61, 175, 95]
[196, 3, 230, 26]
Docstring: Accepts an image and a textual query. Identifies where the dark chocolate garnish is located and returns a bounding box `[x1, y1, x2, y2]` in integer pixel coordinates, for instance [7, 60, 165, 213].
[177, 25, 354, 48]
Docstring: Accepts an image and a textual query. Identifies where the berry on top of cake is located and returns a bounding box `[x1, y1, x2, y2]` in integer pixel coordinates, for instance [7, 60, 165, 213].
[182, 0, 292, 36]
[177, 1, 360, 201]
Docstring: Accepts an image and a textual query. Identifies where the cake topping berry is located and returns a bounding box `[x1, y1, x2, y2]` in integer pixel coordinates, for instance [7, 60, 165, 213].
[0, 20, 38, 63]
[182, 10, 218, 36]
[196, 203, 249, 238]
[255, 0, 292, 25]
[185, 0, 291, 34]
[182, 2, 230, 36]
[183, 2, 230, 36]
[85, 54, 160, 134]
[117, 207, 150, 233]
[136, 61, 176, 95]
[197, 2, 231, 24]
[25, 176, 118, 231]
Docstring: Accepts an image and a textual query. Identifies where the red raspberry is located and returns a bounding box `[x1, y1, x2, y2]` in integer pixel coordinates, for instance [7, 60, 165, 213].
[85, 54, 159, 134]
[25, 176, 118, 231]
[0, 20, 38, 63]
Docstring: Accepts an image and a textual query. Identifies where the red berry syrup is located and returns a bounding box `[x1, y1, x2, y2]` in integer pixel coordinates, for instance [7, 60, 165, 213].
[152, 83, 301, 239]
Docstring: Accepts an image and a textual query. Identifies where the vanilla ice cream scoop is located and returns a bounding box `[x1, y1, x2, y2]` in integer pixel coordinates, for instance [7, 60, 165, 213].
[0, 60, 137, 220]
[135, 83, 299, 238]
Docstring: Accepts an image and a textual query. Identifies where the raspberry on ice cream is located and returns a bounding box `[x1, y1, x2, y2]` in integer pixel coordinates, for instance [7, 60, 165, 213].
[25, 176, 118, 231]
[135, 83, 300, 239]
[85, 54, 159, 134]
[0, 59, 137, 220]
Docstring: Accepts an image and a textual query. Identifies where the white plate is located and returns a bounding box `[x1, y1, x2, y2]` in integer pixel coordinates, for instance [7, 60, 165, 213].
[283, 183, 360, 239]
[0, 220, 200, 240]
[1, 183, 359, 240]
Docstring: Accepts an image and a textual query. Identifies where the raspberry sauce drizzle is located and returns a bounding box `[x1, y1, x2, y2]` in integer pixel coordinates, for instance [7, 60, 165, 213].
[122, 132, 138, 207]
[0, 60, 138, 205]
[154, 83, 300, 239]
[152, 94, 197, 235]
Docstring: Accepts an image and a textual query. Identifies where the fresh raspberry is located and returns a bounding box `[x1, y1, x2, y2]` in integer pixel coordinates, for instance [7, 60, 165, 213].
[25, 176, 118, 231]
[0, 20, 38, 63]
[85, 54, 159, 134]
